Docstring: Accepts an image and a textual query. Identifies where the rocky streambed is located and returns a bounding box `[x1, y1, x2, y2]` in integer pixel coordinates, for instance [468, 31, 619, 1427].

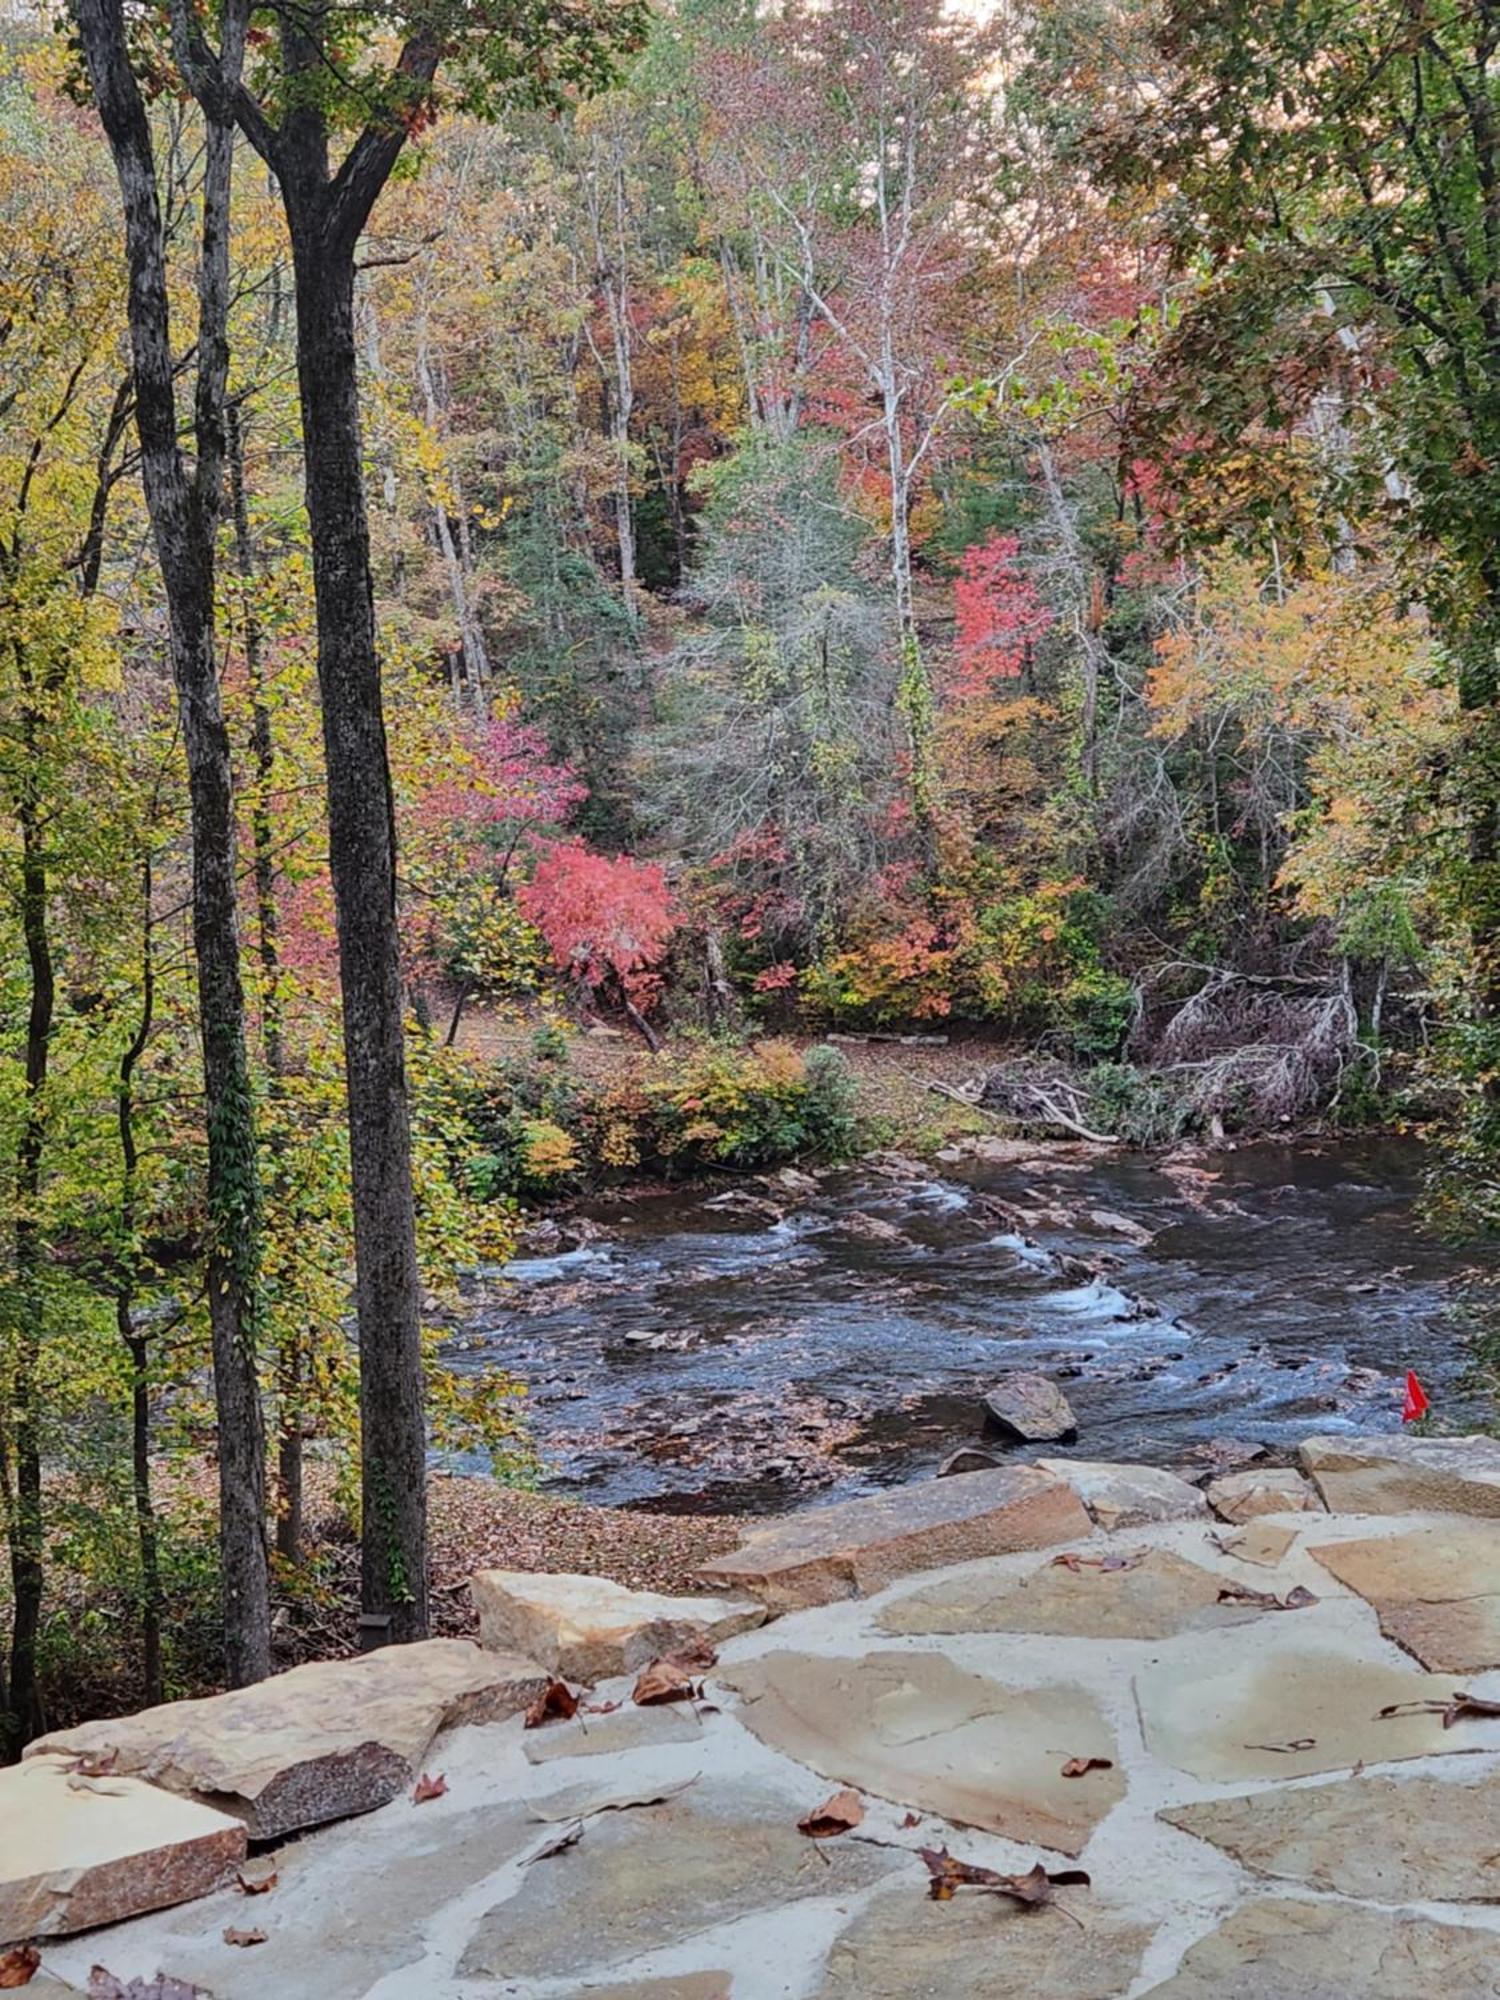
[447, 1137, 1492, 1511]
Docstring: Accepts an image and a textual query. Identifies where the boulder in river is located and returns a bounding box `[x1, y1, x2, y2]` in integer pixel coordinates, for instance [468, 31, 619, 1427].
[982, 1373, 1078, 1444]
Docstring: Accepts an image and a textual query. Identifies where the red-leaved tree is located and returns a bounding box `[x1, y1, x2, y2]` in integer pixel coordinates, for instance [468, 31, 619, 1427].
[519, 841, 679, 1045]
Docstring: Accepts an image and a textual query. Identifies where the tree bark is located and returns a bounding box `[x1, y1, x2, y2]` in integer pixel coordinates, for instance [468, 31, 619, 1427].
[284, 200, 429, 1643]
[71, 0, 271, 1686]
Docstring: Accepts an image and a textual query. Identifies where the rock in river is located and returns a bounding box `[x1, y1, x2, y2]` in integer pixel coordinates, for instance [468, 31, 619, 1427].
[983, 1372, 1078, 1443]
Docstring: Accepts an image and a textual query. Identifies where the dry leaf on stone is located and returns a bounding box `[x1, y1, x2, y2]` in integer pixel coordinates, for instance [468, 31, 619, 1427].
[0, 1946, 40, 1989]
[631, 1651, 707, 1706]
[901, 1811, 922, 1829]
[236, 1865, 278, 1896]
[1243, 1737, 1316, 1753]
[89, 1974, 210, 2000]
[919, 1847, 1089, 1908]
[1216, 1583, 1318, 1612]
[412, 1772, 448, 1804]
[524, 1680, 580, 1728]
[1050, 1551, 1144, 1574]
[222, 1928, 267, 1949]
[1379, 1692, 1500, 1730]
[1060, 1757, 1114, 1778]
[798, 1789, 865, 1838]
[583, 1699, 621, 1715]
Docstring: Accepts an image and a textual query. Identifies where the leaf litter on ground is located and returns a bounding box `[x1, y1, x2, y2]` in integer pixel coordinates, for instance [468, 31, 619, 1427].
[412, 1772, 448, 1803]
[0, 1946, 39, 1989]
[798, 1789, 865, 1838]
[1378, 1691, 1500, 1729]
[1216, 1583, 1318, 1611]
[920, 1847, 1090, 1909]
[632, 1637, 718, 1707]
[523, 1680, 580, 1728]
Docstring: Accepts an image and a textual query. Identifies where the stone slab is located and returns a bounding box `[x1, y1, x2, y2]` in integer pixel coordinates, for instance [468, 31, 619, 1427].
[0, 1754, 245, 1945]
[1140, 1897, 1500, 1998]
[1218, 1522, 1298, 1567]
[1207, 1467, 1322, 1522]
[723, 1650, 1122, 1856]
[699, 1466, 1091, 1611]
[1300, 1432, 1500, 1516]
[816, 1877, 1150, 1999]
[459, 1784, 898, 1982]
[879, 1549, 1261, 1642]
[521, 1701, 702, 1765]
[1162, 1771, 1500, 1902]
[1310, 1522, 1500, 1670]
[1036, 1459, 1208, 1531]
[133, 1800, 541, 2000]
[473, 1569, 765, 1681]
[27, 1640, 548, 1839]
[1135, 1646, 1491, 1783]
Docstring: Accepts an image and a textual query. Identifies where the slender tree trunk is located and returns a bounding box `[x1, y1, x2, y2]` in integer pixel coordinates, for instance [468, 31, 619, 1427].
[227, 404, 304, 1567]
[286, 214, 428, 1644]
[5, 777, 54, 1754]
[72, 0, 271, 1685]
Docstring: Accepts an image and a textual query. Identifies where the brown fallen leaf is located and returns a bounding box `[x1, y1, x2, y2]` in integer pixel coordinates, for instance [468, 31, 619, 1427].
[221, 1929, 267, 1949]
[524, 1680, 580, 1729]
[1244, 1737, 1316, 1753]
[900, 1811, 922, 1829]
[798, 1788, 865, 1838]
[1050, 1551, 1144, 1574]
[0, 1945, 40, 1989]
[631, 1654, 703, 1707]
[236, 1865, 278, 1896]
[412, 1771, 448, 1804]
[88, 1974, 210, 2000]
[919, 1847, 1089, 1908]
[583, 1699, 621, 1715]
[1216, 1583, 1318, 1612]
[1060, 1756, 1114, 1778]
[1379, 1691, 1500, 1730]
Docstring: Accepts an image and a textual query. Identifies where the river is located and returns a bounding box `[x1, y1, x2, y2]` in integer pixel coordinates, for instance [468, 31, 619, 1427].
[444, 1138, 1493, 1514]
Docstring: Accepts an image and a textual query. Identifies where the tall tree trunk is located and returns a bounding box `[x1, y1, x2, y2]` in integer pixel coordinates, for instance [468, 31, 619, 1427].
[5, 764, 54, 1755]
[71, 0, 271, 1686]
[286, 212, 428, 1645]
[227, 403, 303, 1566]
[118, 849, 164, 1709]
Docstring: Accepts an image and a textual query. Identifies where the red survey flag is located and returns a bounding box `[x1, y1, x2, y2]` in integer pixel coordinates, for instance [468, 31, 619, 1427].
[1402, 1371, 1430, 1424]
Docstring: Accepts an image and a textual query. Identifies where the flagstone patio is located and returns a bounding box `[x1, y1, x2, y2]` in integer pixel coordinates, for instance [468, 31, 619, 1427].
[14, 1436, 1500, 1997]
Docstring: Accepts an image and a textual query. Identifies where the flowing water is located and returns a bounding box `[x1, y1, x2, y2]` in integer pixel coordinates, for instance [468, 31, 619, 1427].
[445, 1139, 1493, 1514]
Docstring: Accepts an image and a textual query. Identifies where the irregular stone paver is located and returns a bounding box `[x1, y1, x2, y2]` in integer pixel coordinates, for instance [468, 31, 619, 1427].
[1217, 1521, 1297, 1567]
[1036, 1458, 1208, 1531]
[1206, 1467, 1322, 1522]
[700, 1465, 1090, 1611]
[983, 1372, 1077, 1442]
[1140, 1897, 1500, 1998]
[1162, 1770, 1500, 1902]
[458, 1784, 899, 1982]
[27, 1640, 547, 1838]
[472, 1569, 765, 1681]
[135, 1802, 540, 2000]
[522, 1702, 702, 1764]
[1135, 1646, 1492, 1782]
[879, 1548, 1259, 1642]
[0, 1755, 244, 1945]
[1310, 1522, 1500, 1670]
[1301, 1433, 1500, 1516]
[723, 1650, 1121, 1855]
[816, 1878, 1150, 1999]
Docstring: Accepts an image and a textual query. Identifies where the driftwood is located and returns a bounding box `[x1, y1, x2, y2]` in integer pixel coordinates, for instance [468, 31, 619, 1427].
[977, 1061, 1122, 1145]
[924, 1075, 1119, 1145]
